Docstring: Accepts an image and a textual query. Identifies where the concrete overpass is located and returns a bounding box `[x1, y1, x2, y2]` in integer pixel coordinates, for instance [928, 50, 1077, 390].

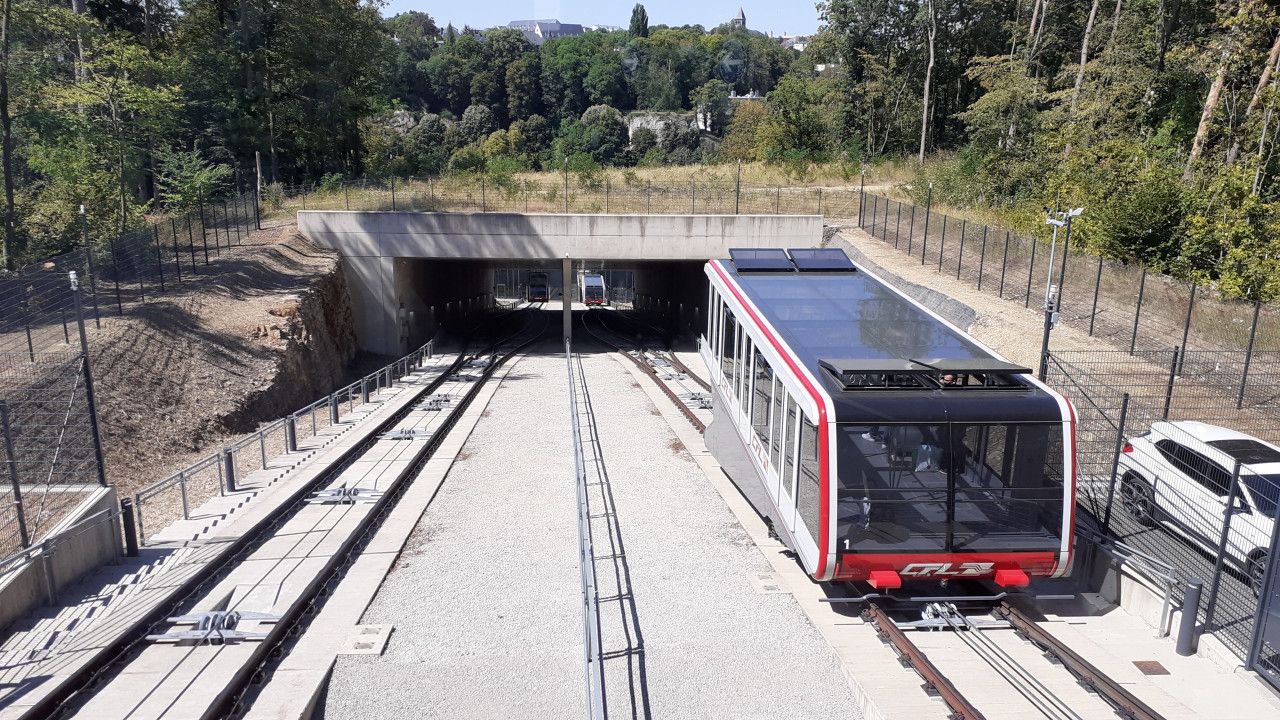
[299, 211, 823, 354]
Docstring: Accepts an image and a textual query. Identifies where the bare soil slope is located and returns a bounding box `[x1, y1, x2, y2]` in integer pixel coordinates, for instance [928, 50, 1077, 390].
[89, 225, 356, 498]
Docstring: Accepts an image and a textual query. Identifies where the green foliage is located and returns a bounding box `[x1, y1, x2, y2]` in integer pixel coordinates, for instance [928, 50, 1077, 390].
[629, 4, 649, 38]
[720, 101, 767, 161]
[692, 79, 732, 136]
[555, 105, 629, 166]
[759, 76, 831, 162]
[155, 148, 233, 210]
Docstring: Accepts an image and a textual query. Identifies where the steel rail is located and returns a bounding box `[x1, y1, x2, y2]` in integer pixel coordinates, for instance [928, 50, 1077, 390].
[862, 603, 986, 720]
[221, 308, 550, 718]
[591, 309, 712, 393]
[583, 310, 706, 433]
[997, 602, 1167, 720]
[32, 307, 538, 720]
[935, 604, 1081, 720]
[567, 339, 608, 720]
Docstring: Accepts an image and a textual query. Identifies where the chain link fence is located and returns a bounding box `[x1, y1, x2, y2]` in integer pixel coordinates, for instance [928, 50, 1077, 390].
[859, 192, 1278, 360]
[0, 190, 259, 554]
[256, 175, 863, 227]
[1046, 349, 1280, 661]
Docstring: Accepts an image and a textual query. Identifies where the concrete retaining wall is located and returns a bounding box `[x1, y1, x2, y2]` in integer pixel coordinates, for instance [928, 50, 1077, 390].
[0, 487, 119, 632]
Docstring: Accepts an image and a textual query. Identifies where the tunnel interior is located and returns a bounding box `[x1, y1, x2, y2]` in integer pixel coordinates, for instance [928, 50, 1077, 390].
[373, 258, 709, 355]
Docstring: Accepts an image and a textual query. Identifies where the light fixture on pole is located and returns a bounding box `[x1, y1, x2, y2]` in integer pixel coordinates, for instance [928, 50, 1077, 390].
[1038, 206, 1084, 379]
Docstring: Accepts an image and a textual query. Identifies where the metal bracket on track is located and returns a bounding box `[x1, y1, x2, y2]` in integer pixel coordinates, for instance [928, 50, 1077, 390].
[146, 610, 279, 645]
[307, 487, 385, 504]
[380, 427, 436, 441]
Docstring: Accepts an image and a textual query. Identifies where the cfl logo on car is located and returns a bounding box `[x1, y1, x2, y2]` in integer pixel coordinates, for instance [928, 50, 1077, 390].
[900, 562, 995, 578]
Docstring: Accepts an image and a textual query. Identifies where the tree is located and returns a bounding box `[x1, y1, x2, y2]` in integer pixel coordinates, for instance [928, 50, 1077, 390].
[458, 104, 497, 145]
[918, 0, 936, 164]
[692, 79, 732, 135]
[155, 147, 231, 210]
[759, 76, 830, 161]
[721, 100, 766, 161]
[506, 54, 541, 121]
[629, 4, 649, 38]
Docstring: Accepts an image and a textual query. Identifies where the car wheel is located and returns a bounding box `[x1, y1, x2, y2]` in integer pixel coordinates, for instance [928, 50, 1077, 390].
[1119, 472, 1155, 527]
[1249, 550, 1269, 598]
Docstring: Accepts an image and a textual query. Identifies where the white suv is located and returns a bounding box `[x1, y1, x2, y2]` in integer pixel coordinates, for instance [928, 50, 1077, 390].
[1116, 421, 1279, 595]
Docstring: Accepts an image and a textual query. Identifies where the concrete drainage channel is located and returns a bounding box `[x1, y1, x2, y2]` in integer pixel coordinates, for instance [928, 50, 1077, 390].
[34, 305, 549, 720]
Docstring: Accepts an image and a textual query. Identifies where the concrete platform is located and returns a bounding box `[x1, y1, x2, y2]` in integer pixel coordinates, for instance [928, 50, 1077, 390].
[0, 353, 459, 720]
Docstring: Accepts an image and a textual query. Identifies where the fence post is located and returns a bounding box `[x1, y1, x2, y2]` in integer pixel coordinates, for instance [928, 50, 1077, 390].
[690, 181, 696, 213]
[80, 207, 101, 328]
[0, 401, 29, 548]
[857, 169, 864, 226]
[152, 225, 165, 293]
[222, 448, 237, 493]
[956, 219, 966, 279]
[1204, 460, 1245, 630]
[1130, 269, 1148, 354]
[1162, 346, 1180, 420]
[775, 187, 780, 213]
[481, 175, 487, 212]
[998, 232, 1010, 297]
[71, 272, 109, 487]
[391, 175, 397, 211]
[1089, 256, 1103, 336]
[190, 211, 207, 265]
[735, 160, 742, 215]
[1024, 237, 1037, 308]
[172, 217, 190, 274]
[108, 235, 123, 315]
[920, 183, 933, 265]
[894, 203, 903, 248]
[329, 394, 340, 425]
[1178, 284, 1197, 373]
[1100, 393, 1131, 536]
[171, 222, 183, 282]
[977, 226, 988, 291]
[286, 414, 297, 452]
[564, 164, 570, 212]
[1238, 301, 1262, 409]
[907, 205, 916, 253]
[817, 187, 823, 215]
[119, 497, 138, 557]
[938, 215, 947, 272]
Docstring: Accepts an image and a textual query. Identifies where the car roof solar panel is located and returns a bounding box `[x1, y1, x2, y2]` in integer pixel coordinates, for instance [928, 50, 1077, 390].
[729, 248, 794, 272]
[788, 248, 856, 272]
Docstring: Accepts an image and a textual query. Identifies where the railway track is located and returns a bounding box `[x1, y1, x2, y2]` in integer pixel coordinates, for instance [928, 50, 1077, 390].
[582, 308, 710, 432]
[863, 599, 1166, 720]
[31, 304, 549, 720]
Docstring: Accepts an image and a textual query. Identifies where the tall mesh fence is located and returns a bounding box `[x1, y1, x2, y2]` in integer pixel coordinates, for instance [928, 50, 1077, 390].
[0, 190, 257, 554]
[1046, 349, 1280, 660]
[858, 192, 1276, 358]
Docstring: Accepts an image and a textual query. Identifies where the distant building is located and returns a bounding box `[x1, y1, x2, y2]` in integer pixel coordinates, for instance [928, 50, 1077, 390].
[729, 7, 747, 31]
[507, 19, 585, 46]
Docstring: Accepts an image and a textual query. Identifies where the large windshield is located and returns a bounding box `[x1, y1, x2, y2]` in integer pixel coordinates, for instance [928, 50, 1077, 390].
[836, 423, 1065, 554]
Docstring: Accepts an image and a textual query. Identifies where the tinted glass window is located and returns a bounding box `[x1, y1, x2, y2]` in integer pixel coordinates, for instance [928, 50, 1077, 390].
[770, 383, 785, 469]
[1207, 439, 1280, 465]
[752, 350, 772, 444]
[797, 417, 821, 544]
[1243, 474, 1280, 519]
[781, 397, 797, 498]
[720, 311, 736, 381]
[836, 423, 1064, 554]
[952, 424, 1064, 551]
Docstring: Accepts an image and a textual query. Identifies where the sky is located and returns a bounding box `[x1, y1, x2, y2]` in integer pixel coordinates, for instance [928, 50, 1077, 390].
[377, 0, 822, 37]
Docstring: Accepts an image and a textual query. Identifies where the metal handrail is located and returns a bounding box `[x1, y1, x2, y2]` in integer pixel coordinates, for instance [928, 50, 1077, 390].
[130, 338, 436, 542]
[567, 339, 606, 720]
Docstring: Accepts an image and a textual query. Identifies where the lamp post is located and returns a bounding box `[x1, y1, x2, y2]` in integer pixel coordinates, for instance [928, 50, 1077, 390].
[1039, 206, 1083, 379]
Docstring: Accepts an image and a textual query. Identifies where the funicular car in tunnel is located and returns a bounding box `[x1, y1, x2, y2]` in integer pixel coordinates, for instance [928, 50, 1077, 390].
[701, 247, 1077, 589]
